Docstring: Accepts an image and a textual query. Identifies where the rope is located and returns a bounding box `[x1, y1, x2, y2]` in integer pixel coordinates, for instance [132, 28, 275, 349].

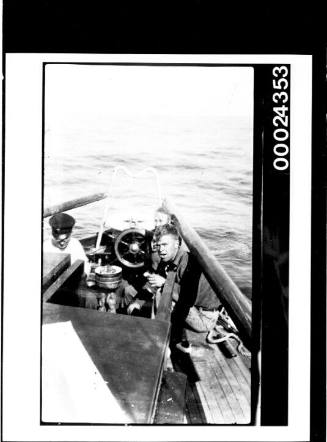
[217, 306, 238, 333]
[207, 325, 251, 358]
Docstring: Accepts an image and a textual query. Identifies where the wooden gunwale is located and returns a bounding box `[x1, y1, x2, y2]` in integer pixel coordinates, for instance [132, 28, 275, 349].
[162, 198, 251, 346]
[43, 192, 107, 218]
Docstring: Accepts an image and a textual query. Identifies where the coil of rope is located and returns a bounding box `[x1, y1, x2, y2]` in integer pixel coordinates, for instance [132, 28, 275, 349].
[206, 325, 251, 358]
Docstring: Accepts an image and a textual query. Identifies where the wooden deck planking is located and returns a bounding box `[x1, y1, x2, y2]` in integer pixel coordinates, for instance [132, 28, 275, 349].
[212, 343, 251, 399]
[184, 329, 251, 424]
[212, 335, 251, 386]
[195, 360, 235, 423]
[209, 355, 248, 422]
[200, 356, 245, 423]
[233, 353, 251, 385]
[232, 357, 251, 388]
[194, 377, 222, 424]
[227, 357, 251, 399]
[211, 351, 250, 422]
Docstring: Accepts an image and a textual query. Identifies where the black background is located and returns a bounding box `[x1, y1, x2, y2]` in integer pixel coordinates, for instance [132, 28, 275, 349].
[2, 2, 326, 440]
[255, 65, 290, 426]
[2, 2, 326, 55]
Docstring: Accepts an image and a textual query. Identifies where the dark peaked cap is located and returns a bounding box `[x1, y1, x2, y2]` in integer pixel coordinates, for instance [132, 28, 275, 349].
[49, 213, 75, 232]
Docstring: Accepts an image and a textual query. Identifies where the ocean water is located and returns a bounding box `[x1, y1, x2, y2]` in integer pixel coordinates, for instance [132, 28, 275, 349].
[44, 115, 253, 299]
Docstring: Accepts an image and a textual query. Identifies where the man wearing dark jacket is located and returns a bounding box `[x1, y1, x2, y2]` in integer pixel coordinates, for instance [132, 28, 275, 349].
[146, 224, 222, 334]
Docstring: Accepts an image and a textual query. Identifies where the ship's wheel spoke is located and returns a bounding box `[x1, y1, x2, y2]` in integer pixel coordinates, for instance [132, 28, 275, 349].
[114, 228, 147, 268]
[120, 240, 130, 247]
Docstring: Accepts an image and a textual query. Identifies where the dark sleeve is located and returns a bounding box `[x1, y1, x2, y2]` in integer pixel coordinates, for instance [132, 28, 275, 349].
[171, 253, 189, 301]
[174, 254, 202, 315]
[143, 229, 155, 273]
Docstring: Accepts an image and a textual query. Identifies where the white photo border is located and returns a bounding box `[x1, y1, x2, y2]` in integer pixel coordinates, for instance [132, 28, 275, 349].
[3, 53, 312, 442]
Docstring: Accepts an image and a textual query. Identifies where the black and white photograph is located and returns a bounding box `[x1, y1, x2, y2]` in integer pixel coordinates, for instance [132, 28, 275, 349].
[41, 63, 253, 425]
[2, 52, 315, 442]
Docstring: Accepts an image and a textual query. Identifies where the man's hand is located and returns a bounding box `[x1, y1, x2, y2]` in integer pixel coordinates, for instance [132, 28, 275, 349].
[121, 284, 138, 308]
[127, 301, 141, 315]
[145, 272, 166, 288]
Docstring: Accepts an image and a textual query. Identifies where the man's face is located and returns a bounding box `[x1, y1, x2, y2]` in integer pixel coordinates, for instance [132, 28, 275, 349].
[154, 212, 169, 228]
[52, 230, 72, 250]
[157, 234, 179, 262]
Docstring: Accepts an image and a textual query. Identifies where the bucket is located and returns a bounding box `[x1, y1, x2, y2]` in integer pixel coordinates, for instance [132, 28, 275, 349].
[95, 265, 122, 290]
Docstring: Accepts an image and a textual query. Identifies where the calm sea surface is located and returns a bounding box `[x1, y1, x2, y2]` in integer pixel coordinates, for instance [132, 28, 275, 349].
[44, 115, 253, 299]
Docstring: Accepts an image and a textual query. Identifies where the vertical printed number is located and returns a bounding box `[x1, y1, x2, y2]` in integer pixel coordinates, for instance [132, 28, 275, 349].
[272, 66, 289, 171]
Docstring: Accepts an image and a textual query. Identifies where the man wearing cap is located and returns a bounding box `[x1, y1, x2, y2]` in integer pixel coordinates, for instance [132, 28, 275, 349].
[43, 212, 90, 276]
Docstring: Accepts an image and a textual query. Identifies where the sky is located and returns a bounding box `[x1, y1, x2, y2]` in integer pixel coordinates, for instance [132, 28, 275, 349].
[45, 64, 254, 130]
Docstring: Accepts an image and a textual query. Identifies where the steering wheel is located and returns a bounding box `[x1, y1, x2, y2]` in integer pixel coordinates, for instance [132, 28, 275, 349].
[114, 228, 148, 268]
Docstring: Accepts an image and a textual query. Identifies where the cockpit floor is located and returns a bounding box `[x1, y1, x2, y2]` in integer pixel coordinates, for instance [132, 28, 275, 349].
[176, 329, 251, 424]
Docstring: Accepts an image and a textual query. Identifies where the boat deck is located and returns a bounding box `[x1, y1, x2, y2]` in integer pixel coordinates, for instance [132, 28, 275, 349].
[173, 329, 251, 424]
[42, 252, 251, 425]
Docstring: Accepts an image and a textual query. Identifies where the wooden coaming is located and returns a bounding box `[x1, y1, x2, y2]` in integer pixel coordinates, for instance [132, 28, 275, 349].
[42, 252, 71, 292]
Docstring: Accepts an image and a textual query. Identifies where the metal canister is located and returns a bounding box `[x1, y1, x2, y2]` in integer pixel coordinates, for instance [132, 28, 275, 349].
[95, 265, 122, 290]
